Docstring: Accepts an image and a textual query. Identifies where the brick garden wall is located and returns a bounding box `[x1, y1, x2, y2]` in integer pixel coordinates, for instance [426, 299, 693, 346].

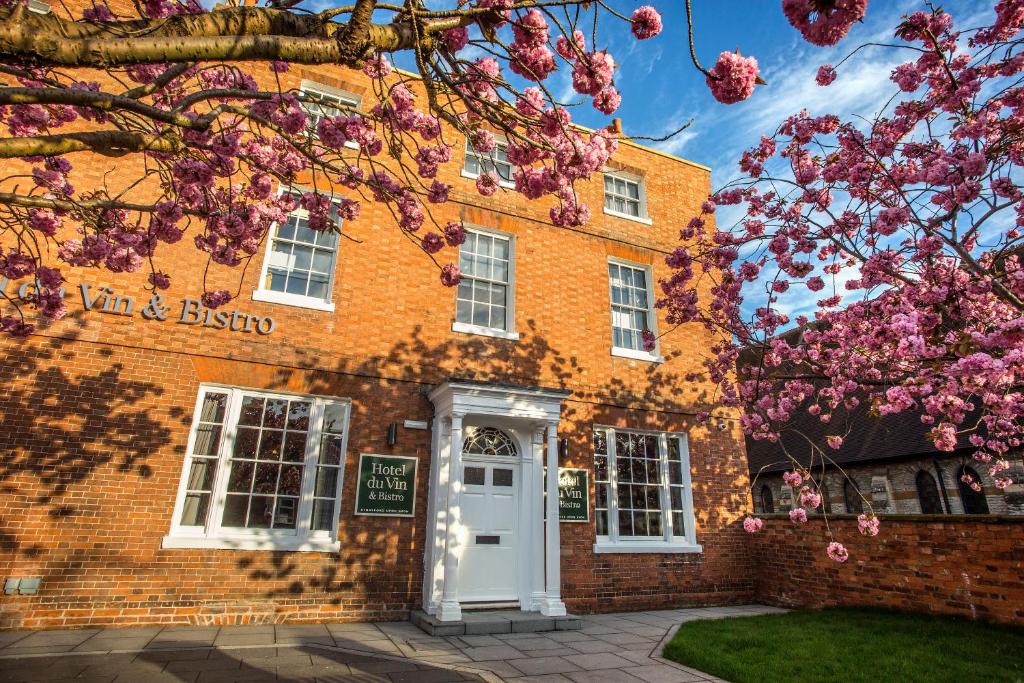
[750, 515, 1024, 625]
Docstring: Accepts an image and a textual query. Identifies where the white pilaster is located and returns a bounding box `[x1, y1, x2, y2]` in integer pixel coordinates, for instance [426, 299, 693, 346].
[540, 421, 567, 617]
[437, 413, 464, 622]
[529, 427, 547, 611]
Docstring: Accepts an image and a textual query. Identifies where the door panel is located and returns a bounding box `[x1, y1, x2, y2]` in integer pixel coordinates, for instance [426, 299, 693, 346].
[457, 462, 519, 602]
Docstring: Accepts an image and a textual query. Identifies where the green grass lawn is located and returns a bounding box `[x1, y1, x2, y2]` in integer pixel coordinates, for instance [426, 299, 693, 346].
[662, 608, 1024, 683]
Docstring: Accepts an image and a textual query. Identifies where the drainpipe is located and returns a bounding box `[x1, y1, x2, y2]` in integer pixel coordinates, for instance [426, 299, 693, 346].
[932, 458, 951, 514]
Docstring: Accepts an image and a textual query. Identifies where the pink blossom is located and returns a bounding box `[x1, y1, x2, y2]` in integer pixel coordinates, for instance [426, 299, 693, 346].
[857, 514, 880, 537]
[439, 263, 461, 287]
[706, 51, 760, 104]
[444, 221, 466, 247]
[476, 171, 501, 196]
[421, 232, 444, 254]
[743, 516, 764, 533]
[630, 6, 663, 40]
[593, 87, 621, 115]
[441, 27, 469, 53]
[201, 290, 232, 309]
[789, 508, 808, 524]
[826, 541, 849, 563]
[816, 65, 837, 86]
[149, 272, 171, 289]
[641, 329, 656, 352]
[783, 0, 867, 46]
[799, 487, 822, 510]
[826, 435, 843, 449]
[782, 471, 804, 488]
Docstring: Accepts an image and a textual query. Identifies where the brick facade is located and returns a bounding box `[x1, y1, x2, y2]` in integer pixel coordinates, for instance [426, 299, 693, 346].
[750, 515, 1024, 626]
[0, 30, 757, 628]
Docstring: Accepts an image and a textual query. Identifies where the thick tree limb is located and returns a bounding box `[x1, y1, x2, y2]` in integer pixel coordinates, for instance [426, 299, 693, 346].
[0, 131, 180, 157]
[0, 5, 466, 67]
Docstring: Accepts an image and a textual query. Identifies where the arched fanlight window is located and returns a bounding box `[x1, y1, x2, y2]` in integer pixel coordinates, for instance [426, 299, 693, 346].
[843, 479, 864, 514]
[957, 465, 990, 514]
[916, 470, 944, 514]
[463, 426, 518, 457]
[759, 485, 775, 514]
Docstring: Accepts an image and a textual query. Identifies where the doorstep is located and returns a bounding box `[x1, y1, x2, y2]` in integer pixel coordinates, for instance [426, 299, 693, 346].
[410, 609, 582, 636]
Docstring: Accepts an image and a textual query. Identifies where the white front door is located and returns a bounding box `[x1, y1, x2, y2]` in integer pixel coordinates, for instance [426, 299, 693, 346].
[457, 461, 519, 602]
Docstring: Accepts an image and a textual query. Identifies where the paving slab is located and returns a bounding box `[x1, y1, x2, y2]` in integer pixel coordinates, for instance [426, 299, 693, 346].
[505, 656, 581, 677]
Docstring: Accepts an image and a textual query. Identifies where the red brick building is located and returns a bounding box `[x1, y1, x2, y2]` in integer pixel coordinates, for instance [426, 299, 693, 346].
[0, 17, 755, 629]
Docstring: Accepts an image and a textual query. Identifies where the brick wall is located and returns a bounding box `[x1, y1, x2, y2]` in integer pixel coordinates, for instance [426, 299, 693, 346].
[750, 515, 1024, 625]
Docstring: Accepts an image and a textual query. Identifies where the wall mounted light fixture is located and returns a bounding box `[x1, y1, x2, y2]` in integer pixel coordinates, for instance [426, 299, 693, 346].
[386, 423, 398, 446]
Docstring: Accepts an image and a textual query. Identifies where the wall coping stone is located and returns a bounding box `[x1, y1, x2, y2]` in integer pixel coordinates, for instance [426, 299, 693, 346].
[755, 513, 1024, 524]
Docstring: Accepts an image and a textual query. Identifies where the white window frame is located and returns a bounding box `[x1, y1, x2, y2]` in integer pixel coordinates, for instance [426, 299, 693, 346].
[461, 139, 516, 189]
[299, 80, 360, 148]
[608, 257, 663, 363]
[253, 187, 342, 312]
[603, 171, 652, 225]
[452, 226, 520, 341]
[593, 426, 700, 554]
[27, 0, 50, 13]
[163, 385, 352, 553]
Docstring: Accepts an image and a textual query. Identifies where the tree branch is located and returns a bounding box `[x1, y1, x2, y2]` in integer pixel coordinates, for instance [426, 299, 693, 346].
[0, 131, 180, 158]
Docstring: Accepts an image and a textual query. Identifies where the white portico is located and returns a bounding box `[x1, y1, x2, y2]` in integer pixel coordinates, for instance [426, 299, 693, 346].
[423, 380, 570, 622]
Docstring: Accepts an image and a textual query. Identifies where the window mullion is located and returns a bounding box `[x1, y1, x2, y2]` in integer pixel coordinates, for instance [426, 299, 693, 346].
[658, 433, 672, 542]
[606, 428, 619, 543]
[207, 388, 242, 539]
[295, 400, 324, 537]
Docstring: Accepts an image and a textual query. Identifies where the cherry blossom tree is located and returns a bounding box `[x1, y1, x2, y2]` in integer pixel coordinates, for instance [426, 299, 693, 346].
[658, 1, 1024, 560]
[1, 0, 1021, 563]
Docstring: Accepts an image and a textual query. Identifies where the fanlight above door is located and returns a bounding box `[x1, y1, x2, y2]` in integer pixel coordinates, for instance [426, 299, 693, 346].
[462, 426, 518, 457]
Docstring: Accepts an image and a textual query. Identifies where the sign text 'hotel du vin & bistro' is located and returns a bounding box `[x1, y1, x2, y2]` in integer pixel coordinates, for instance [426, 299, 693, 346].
[354, 454, 418, 517]
[558, 468, 589, 522]
[0, 277, 276, 335]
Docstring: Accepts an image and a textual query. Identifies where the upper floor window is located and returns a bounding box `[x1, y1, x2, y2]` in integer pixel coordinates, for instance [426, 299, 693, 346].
[300, 82, 359, 138]
[254, 192, 342, 312]
[463, 140, 514, 185]
[604, 172, 650, 223]
[608, 260, 660, 362]
[453, 229, 518, 340]
[759, 485, 775, 514]
[843, 479, 864, 514]
[164, 386, 350, 553]
[593, 428, 699, 553]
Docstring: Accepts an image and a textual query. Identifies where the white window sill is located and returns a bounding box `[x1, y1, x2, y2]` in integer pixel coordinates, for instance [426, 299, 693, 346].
[162, 534, 340, 553]
[452, 321, 520, 341]
[611, 347, 664, 363]
[460, 168, 516, 189]
[603, 207, 653, 226]
[593, 541, 702, 554]
[252, 289, 336, 312]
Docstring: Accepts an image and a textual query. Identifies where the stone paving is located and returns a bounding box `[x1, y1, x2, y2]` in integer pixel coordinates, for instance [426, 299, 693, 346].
[0, 604, 786, 682]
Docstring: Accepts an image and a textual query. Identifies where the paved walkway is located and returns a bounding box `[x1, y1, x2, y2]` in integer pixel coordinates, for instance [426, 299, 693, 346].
[0, 605, 785, 682]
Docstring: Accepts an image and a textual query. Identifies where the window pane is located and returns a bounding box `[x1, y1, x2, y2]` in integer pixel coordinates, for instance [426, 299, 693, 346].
[596, 509, 608, 536]
[323, 404, 346, 434]
[315, 466, 339, 496]
[248, 496, 273, 528]
[199, 393, 228, 423]
[307, 274, 329, 300]
[234, 427, 259, 458]
[239, 397, 264, 426]
[187, 459, 216, 491]
[258, 431, 283, 460]
[193, 424, 222, 456]
[456, 298, 472, 324]
[320, 434, 344, 465]
[285, 273, 309, 296]
[180, 493, 210, 527]
[493, 469, 514, 487]
[221, 494, 248, 527]
[672, 511, 685, 537]
[253, 462, 280, 494]
[273, 497, 299, 529]
[279, 465, 303, 496]
[283, 432, 307, 462]
[465, 466, 485, 485]
[227, 460, 254, 493]
[312, 499, 335, 531]
[472, 303, 489, 327]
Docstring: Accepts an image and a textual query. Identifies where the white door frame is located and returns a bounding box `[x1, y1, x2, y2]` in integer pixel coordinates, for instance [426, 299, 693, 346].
[423, 381, 569, 621]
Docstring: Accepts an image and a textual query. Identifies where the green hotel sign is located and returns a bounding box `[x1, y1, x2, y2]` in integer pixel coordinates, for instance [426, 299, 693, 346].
[557, 468, 589, 522]
[354, 454, 418, 517]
